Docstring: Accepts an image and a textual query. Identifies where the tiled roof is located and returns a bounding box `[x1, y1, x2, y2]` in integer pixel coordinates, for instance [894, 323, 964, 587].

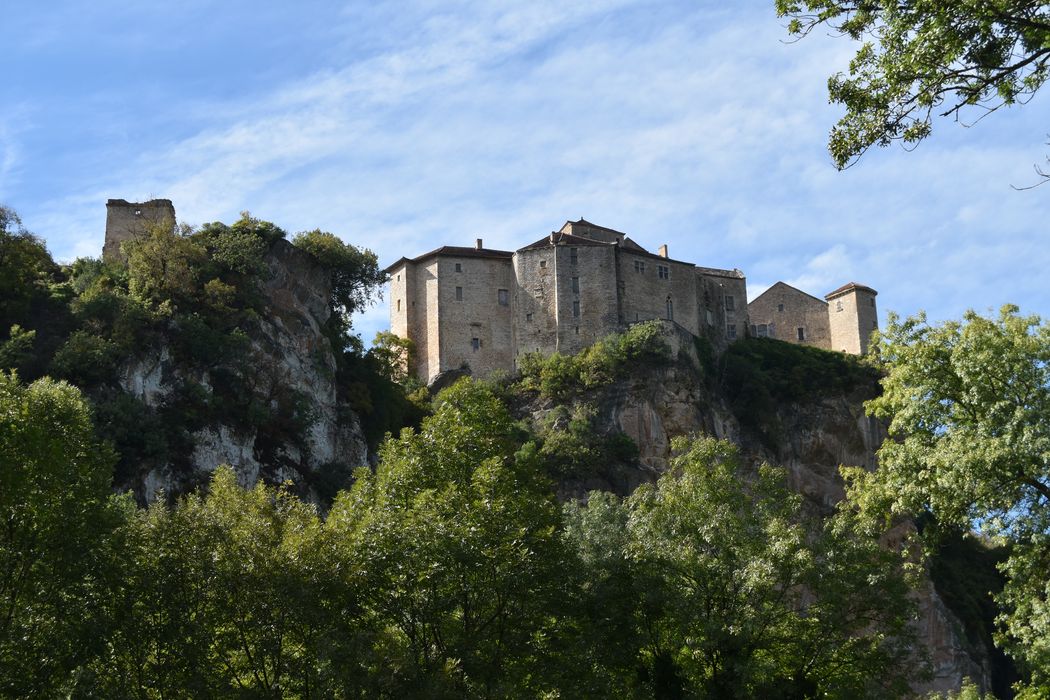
[560, 218, 630, 238]
[383, 245, 513, 273]
[749, 281, 826, 306]
[824, 282, 877, 300]
[517, 231, 613, 252]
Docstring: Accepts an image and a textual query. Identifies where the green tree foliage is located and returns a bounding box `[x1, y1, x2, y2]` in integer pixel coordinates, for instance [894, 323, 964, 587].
[330, 379, 570, 696]
[517, 320, 672, 399]
[0, 373, 122, 696]
[292, 229, 384, 326]
[720, 336, 879, 445]
[565, 437, 919, 698]
[776, 0, 1050, 169]
[369, 330, 415, 385]
[90, 467, 360, 698]
[0, 206, 74, 379]
[849, 305, 1050, 693]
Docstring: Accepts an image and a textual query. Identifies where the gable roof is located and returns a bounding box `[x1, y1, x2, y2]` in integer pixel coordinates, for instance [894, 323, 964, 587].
[824, 282, 877, 300]
[749, 281, 828, 307]
[559, 218, 629, 239]
[383, 245, 513, 273]
[517, 231, 614, 252]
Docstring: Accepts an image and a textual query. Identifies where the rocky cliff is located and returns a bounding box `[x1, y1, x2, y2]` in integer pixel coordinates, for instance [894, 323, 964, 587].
[522, 321, 992, 696]
[116, 239, 369, 503]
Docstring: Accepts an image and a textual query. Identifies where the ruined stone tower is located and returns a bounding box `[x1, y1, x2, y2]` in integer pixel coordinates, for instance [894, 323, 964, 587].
[102, 198, 176, 262]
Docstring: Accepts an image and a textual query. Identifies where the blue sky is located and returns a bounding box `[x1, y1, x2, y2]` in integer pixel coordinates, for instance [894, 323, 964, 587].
[2, 0, 1048, 343]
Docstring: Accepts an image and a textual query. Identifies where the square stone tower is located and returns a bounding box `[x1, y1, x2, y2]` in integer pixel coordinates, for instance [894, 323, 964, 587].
[825, 283, 878, 354]
[103, 198, 176, 262]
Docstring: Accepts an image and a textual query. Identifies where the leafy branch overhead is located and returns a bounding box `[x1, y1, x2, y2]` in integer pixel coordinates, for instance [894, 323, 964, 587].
[776, 0, 1050, 168]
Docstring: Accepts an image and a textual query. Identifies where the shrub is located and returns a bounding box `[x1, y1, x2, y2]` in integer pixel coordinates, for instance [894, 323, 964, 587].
[517, 321, 672, 400]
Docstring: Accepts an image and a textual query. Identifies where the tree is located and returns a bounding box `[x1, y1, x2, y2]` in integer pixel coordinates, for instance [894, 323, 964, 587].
[776, 1, 1050, 170]
[851, 305, 1050, 693]
[0, 372, 122, 696]
[329, 379, 571, 696]
[631, 437, 919, 698]
[292, 229, 385, 323]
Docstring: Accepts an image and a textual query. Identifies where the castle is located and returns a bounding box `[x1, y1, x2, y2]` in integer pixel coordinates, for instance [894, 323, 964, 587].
[95, 203, 878, 384]
[385, 218, 878, 384]
[102, 198, 176, 261]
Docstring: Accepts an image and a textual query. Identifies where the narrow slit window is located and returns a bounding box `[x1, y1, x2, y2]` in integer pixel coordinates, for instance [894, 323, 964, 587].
[572, 300, 580, 317]
[797, 327, 805, 340]
[456, 286, 463, 301]
[471, 337, 480, 352]
[571, 277, 579, 293]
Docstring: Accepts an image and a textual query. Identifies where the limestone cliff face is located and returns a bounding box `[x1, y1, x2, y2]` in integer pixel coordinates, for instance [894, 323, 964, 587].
[527, 323, 990, 696]
[117, 239, 368, 503]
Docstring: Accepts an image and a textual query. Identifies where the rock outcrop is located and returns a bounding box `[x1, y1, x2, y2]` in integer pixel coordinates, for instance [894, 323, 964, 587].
[118, 239, 368, 503]
[523, 321, 992, 696]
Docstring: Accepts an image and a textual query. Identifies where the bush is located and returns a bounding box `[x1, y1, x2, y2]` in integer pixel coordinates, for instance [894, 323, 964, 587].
[518, 321, 672, 400]
[720, 337, 880, 441]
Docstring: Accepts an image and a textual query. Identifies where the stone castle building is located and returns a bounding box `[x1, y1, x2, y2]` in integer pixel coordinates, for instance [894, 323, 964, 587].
[387, 219, 745, 384]
[746, 281, 879, 355]
[387, 219, 879, 384]
[102, 198, 176, 262]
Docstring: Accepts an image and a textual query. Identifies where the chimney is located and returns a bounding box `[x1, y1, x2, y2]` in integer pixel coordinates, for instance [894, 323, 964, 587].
[550, 232, 556, 244]
[475, 238, 483, 250]
[658, 244, 668, 258]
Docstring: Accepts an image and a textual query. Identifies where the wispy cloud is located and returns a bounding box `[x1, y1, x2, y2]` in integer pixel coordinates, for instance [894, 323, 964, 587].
[2, 0, 1047, 341]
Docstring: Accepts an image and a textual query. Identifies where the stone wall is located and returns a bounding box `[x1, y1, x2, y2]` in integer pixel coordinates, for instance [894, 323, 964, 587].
[748, 281, 831, 349]
[103, 198, 176, 261]
[436, 255, 515, 379]
[619, 250, 699, 336]
[554, 242, 620, 355]
[514, 245, 562, 360]
[828, 285, 878, 354]
[696, 268, 748, 349]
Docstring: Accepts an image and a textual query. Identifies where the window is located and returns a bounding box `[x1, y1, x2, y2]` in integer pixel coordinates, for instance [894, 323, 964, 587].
[573, 300, 580, 318]
[471, 337, 480, 352]
[797, 327, 805, 341]
[658, 265, 670, 279]
[574, 326, 579, 335]
[666, 297, 674, 321]
[540, 260, 547, 268]
[725, 295, 735, 311]
[455, 263, 462, 272]
[570, 248, 578, 264]
[836, 300, 843, 312]
[778, 303, 784, 312]
[727, 324, 737, 339]
[634, 260, 645, 273]
[706, 310, 714, 326]
[526, 312, 533, 322]
[571, 276, 579, 293]
[396, 299, 401, 312]
[455, 286, 463, 301]
[756, 324, 768, 338]
[498, 289, 509, 306]
[396, 274, 400, 282]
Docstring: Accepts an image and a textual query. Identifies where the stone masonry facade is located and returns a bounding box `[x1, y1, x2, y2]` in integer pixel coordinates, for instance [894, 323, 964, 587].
[103, 198, 177, 262]
[746, 281, 879, 354]
[387, 219, 777, 385]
